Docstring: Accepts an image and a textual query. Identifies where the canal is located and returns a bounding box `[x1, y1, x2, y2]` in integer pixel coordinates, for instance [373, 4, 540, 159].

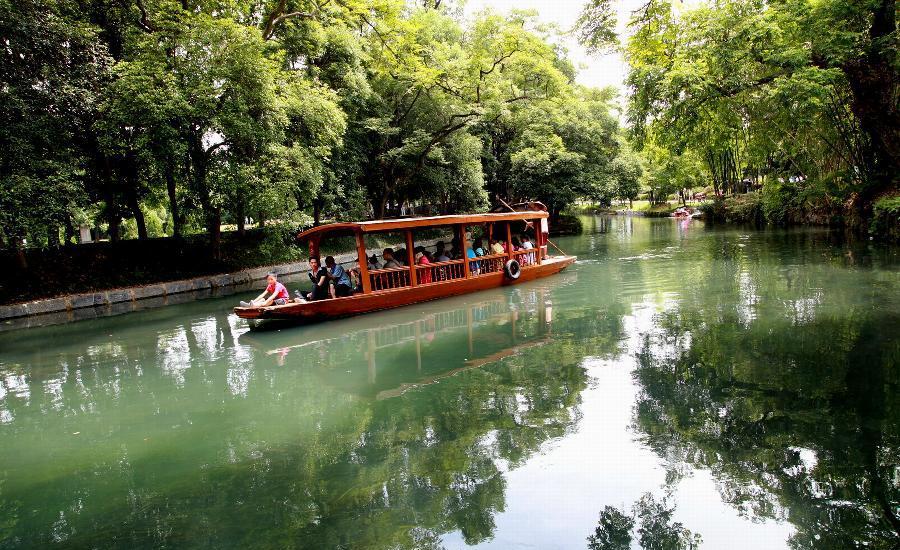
[0, 216, 897, 549]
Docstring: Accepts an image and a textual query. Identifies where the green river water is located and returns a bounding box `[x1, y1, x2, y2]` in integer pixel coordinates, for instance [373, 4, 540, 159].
[0, 216, 898, 549]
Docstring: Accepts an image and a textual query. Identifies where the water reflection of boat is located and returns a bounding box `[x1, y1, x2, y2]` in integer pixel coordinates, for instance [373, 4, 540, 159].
[238, 280, 570, 399]
[672, 207, 696, 218]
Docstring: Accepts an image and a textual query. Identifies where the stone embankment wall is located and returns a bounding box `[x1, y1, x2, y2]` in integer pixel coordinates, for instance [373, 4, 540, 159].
[0, 261, 298, 324]
[0, 242, 430, 330]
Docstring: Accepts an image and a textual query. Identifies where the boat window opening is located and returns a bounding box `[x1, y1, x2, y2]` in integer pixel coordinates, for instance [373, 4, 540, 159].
[315, 234, 357, 259]
[462, 223, 501, 277]
[409, 225, 464, 287]
[362, 231, 412, 291]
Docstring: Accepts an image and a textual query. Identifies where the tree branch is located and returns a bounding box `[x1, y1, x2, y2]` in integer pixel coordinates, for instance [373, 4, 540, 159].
[262, 0, 325, 40]
[395, 87, 424, 125]
[480, 49, 518, 80]
[205, 140, 230, 156]
[405, 113, 480, 180]
[121, 0, 154, 33]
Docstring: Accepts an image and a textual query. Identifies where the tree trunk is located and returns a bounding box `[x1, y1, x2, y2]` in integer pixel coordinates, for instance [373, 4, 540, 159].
[127, 192, 147, 240]
[190, 134, 219, 258]
[109, 215, 121, 243]
[208, 208, 222, 261]
[64, 215, 76, 245]
[313, 199, 321, 226]
[837, 0, 898, 230]
[237, 200, 245, 236]
[165, 157, 181, 237]
[102, 178, 121, 243]
[47, 224, 60, 248]
[845, 66, 899, 196]
[15, 240, 27, 270]
[123, 156, 148, 240]
[851, 0, 898, 187]
[258, 210, 266, 228]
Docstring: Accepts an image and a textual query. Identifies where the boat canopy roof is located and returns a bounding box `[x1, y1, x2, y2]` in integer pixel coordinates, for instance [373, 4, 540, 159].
[296, 211, 548, 242]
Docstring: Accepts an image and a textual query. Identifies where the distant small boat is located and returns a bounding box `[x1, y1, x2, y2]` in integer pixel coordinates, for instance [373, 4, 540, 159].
[234, 205, 576, 326]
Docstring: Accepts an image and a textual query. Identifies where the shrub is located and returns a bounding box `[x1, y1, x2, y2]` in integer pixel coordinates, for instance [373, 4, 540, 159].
[761, 180, 795, 225]
[870, 195, 900, 243]
[699, 194, 764, 225]
[698, 198, 726, 224]
[552, 213, 584, 235]
[257, 223, 304, 264]
[724, 192, 765, 226]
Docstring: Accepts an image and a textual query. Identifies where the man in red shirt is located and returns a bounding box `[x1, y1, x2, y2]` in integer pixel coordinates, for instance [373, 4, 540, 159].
[241, 272, 290, 307]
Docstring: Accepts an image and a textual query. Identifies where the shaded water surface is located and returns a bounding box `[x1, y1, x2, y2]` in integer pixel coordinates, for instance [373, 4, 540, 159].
[0, 216, 897, 549]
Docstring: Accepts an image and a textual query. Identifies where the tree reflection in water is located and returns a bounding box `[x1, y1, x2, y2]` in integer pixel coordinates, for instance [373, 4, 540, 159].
[588, 493, 701, 550]
[0, 283, 627, 549]
[2, 219, 896, 549]
[629, 263, 900, 549]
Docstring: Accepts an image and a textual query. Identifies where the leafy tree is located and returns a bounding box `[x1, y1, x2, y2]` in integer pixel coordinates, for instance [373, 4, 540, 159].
[357, 8, 570, 217]
[580, 0, 899, 226]
[611, 148, 644, 208]
[494, 87, 621, 217]
[639, 145, 704, 205]
[2, 0, 627, 264]
[0, 0, 111, 260]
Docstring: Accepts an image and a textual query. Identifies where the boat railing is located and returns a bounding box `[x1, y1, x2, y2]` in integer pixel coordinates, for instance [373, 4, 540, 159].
[512, 248, 537, 266]
[369, 266, 411, 291]
[415, 259, 466, 285]
[368, 248, 543, 292]
[469, 253, 507, 276]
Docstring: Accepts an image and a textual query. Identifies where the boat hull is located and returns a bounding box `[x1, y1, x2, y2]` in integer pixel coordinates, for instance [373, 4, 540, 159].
[234, 255, 576, 324]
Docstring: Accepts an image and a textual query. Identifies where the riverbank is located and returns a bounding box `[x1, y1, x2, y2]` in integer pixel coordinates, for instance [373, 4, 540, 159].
[0, 227, 305, 307]
[698, 192, 900, 243]
[567, 202, 690, 218]
[0, 238, 441, 331]
[0, 260, 307, 332]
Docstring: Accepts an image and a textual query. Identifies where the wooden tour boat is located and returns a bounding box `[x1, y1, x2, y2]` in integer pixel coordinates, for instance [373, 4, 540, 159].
[234, 206, 576, 325]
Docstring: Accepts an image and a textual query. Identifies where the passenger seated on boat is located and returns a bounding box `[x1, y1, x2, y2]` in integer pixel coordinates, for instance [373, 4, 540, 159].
[433, 241, 450, 281]
[325, 256, 353, 298]
[382, 248, 402, 269]
[473, 238, 486, 257]
[435, 241, 450, 262]
[521, 234, 535, 265]
[490, 238, 505, 255]
[240, 272, 290, 307]
[350, 265, 363, 293]
[450, 237, 462, 259]
[394, 248, 408, 266]
[415, 246, 432, 284]
[466, 243, 480, 274]
[300, 257, 330, 301]
[368, 254, 380, 270]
